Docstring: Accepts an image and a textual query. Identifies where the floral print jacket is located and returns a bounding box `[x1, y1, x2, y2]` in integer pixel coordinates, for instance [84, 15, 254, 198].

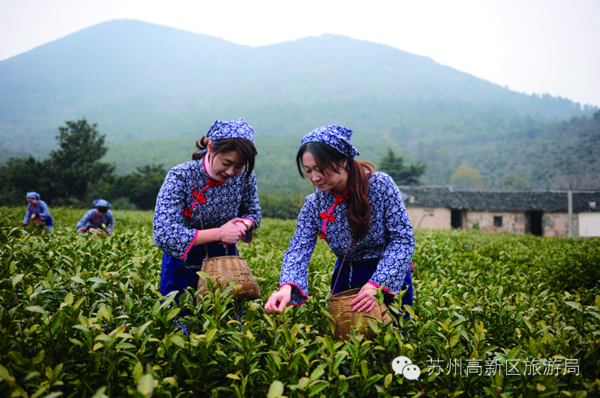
[153, 154, 261, 260]
[279, 172, 415, 306]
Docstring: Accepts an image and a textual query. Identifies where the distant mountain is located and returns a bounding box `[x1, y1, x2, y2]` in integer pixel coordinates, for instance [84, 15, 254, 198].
[0, 19, 597, 189]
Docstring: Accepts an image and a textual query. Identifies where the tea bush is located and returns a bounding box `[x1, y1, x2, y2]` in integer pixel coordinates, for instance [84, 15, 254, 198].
[0, 207, 599, 397]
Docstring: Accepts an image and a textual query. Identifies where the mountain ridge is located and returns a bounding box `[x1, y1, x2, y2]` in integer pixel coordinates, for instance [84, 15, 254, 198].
[0, 19, 597, 189]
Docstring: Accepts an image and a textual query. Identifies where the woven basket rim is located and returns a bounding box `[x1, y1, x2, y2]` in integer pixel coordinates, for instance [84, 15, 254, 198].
[330, 287, 362, 301]
[203, 255, 246, 262]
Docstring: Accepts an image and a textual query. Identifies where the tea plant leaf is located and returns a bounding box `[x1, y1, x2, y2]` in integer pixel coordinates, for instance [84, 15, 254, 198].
[137, 374, 154, 397]
[227, 373, 241, 381]
[170, 335, 186, 348]
[91, 387, 109, 398]
[0, 364, 15, 385]
[11, 274, 24, 287]
[565, 301, 582, 311]
[507, 345, 522, 360]
[133, 362, 143, 384]
[298, 377, 310, 390]
[30, 385, 48, 398]
[88, 277, 106, 284]
[205, 328, 218, 345]
[136, 321, 153, 338]
[384, 373, 393, 388]
[309, 364, 326, 381]
[267, 380, 285, 398]
[308, 381, 328, 396]
[98, 307, 111, 321]
[63, 292, 74, 305]
[588, 311, 600, 321]
[44, 393, 64, 398]
[166, 308, 180, 321]
[25, 305, 46, 315]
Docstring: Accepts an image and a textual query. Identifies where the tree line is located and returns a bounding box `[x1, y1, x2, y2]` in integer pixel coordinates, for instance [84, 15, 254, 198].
[0, 119, 426, 219]
[0, 119, 165, 211]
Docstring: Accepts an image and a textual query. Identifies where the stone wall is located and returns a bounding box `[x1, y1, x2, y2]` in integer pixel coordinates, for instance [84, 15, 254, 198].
[542, 212, 578, 237]
[405, 207, 584, 236]
[464, 211, 527, 234]
[406, 207, 451, 229]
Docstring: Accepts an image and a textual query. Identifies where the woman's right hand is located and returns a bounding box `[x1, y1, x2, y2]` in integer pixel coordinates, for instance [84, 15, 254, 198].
[220, 218, 246, 246]
[265, 285, 292, 313]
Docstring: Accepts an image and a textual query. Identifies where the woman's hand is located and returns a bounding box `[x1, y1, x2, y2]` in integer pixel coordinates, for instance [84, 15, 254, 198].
[220, 218, 246, 246]
[233, 219, 251, 232]
[265, 284, 292, 313]
[350, 283, 378, 313]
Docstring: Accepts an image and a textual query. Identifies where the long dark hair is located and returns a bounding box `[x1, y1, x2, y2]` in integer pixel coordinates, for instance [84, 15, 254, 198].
[296, 142, 375, 243]
[192, 136, 257, 179]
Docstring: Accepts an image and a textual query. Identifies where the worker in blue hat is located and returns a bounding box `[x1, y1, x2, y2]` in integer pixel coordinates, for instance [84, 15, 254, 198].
[76, 199, 114, 234]
[23, 192, 53, 233]
[153, 118, 262, 334]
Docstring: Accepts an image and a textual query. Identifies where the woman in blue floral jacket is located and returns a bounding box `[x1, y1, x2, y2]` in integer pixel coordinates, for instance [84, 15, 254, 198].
[23, 192, 53, 233]
[153, 118, 261, 307]
[265, 125, 414, 318]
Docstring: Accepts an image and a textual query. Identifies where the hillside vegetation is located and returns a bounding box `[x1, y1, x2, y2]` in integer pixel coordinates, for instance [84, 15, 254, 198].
[1, 20, 598, 190]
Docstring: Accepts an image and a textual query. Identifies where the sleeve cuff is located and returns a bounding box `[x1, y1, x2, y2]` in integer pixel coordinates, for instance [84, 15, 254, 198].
[367, 281, 394, 295]
[242, 217, 255, 229]
[180, 229, 199, 261]
[241, 217, 254, 244]
[280, 282, 308, 306]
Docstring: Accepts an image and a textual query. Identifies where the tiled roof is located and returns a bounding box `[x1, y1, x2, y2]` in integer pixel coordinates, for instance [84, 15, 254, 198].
[398, 186, 600, 213]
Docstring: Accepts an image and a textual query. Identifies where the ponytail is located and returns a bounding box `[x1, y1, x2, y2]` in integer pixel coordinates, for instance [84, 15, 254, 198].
[347, 160, 375, 243]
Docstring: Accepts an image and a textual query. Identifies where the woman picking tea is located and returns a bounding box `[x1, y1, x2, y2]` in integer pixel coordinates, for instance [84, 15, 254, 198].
[265, 125, 414, 318]
[23, 192, 54, 233]
[153, 118, 261, 307]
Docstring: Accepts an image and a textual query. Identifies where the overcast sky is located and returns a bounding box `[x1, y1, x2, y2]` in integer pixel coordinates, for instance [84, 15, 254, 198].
[1, 0, 599, 107]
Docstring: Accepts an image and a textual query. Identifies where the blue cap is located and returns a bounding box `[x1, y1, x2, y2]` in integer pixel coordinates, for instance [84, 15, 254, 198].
[26, 192, 40, 200]
[93, 199, 111, 208]
[206, 118, 255, 144]
[301, 125, 360, 161]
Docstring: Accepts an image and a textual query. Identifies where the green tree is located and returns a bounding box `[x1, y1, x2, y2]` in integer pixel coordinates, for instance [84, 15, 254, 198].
[594, 109, 600, 122]
[0, 156, 51, 206]
[46, 119, 115, 202]
[450, 165, 485, 190]
[110, 164, 166, 210]
[378, 147, 427, 186]
[498, 173, 532, 191]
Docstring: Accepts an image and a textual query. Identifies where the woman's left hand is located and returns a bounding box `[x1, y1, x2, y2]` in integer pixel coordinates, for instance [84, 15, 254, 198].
[349, 283, 378, 313]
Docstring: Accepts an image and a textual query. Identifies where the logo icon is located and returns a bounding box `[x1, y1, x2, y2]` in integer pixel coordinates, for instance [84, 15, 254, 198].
[392, 356, 421, 380]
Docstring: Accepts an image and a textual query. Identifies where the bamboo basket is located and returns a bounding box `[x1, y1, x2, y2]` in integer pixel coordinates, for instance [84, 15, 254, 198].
[328, 288, 393, 341]
[196, 256, 261, 300]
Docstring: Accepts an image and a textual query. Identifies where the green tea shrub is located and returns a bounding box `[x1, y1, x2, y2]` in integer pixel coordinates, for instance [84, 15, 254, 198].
[0, 207, 599, 397]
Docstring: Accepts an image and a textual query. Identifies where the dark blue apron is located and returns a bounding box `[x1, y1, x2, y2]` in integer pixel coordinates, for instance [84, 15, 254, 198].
[331, 258, 413, 322]
[43, 215, 54, 228]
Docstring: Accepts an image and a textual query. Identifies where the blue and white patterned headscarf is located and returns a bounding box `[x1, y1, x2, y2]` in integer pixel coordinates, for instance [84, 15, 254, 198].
[206, 118, 255, 144]
[301, 125, 360, 161]
[93, 199, 111, 208]
[26, 192, 40, 200]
